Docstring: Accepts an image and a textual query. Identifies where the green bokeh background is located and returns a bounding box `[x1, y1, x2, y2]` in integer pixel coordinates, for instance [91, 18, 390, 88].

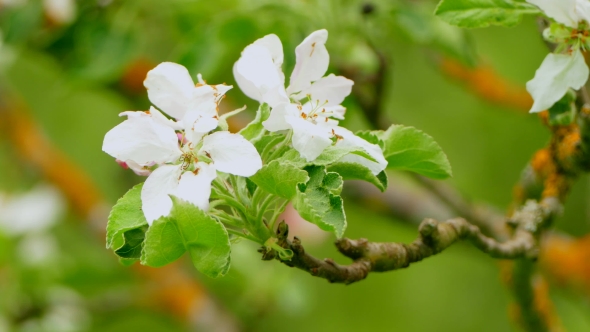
[1, 0, 590, 331]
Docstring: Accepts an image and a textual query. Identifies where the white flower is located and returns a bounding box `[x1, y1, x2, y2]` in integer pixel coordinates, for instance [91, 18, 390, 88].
[527, 50, 589, 113]
[234, 30, 386, 174]
[104, 63, 262, 224]
[523, 1, 590, 113]
[144, 62, 231, 121]
[43, 0, 76, 25]
[527, 0, 590, 28]
[0, 184, 65, 236]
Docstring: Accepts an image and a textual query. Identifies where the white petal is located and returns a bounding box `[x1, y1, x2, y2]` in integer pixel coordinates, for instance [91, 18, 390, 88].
[172, 162, 217, 211]
[234, 44, 289, 107]
[141, 165, 182, 225]
[334, 127, 387, 175]
[286, 116, 333, 161]
[201, 131, 263, 176]
[253, 34, 284, 69]
[182, 101, 219, 143]
[193, 79, 232, 104]
[287, 29, 329, 94]
[575, 0, 590, 23]
[149, 106, 183, 130]
[263, 102, 299, 132]
[527, 0, 578, 27]
[323, 105, 346, 120]
[103, 111, 182, 166]
[294, 74, 353, 107]
[526, 50, 589, 113]
[144, 62, 195, 119]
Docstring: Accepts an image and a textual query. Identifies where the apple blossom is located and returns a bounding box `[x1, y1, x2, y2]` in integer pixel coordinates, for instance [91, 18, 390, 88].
[103, 63, 262, 224]
[525, 0, 590, 113]
[234, 30, 387, 174]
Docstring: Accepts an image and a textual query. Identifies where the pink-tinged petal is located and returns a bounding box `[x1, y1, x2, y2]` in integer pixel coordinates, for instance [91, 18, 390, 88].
[103, 111, 182, 166]
[172, 162, 217, 211]
[144, 62, 195, 119]
[263, 102, 299, 132]
[527, 0, 578, 27]
[141, 165, 182, 224]
[125, 159, 153, 176]
[334, 127, 387, 175]
[295, 74, 353, 107]
[286, 116, 333, 161]
[287, 29, 329, 94]
[234, 44, 289, 107]
[201, 131, 262, 176]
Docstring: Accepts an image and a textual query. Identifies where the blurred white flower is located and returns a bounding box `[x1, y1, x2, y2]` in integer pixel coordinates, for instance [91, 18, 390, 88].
[43, 0, 76, 25]
[103, 63, 262, 224]
[0, 184, 65, 236]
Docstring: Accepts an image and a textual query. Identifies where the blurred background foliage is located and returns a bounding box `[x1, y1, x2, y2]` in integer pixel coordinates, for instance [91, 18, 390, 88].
[1, 0, 590, 331]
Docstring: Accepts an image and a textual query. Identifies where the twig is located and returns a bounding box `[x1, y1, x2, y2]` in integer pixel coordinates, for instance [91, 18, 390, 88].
[269, 197, 554, 284]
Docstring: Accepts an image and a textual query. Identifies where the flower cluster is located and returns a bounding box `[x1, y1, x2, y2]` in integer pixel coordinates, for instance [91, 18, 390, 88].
[526, 0, 590, 113]
[103, 63, 262, 224]
[234, 29, 387, 174]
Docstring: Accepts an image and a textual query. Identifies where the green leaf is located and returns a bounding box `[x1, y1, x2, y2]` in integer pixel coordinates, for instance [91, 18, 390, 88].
[238, 103, 271, 142]
[293, 166, 347, 238]
[115, 226, 147, 259]
[140, 216, 186, 267]
[327, 162, 388, 192]
[250, 160, 309, 199]
[119, 257, 139, 266]
[280, 145, 377, 167]
[435, 0, 539, 28]
[548, 91, 577, 126]
[378, 125, 452, 179]
[142, 197, 232, 278]
[106, 183, 148, 251]
[254, 132, 284, 156]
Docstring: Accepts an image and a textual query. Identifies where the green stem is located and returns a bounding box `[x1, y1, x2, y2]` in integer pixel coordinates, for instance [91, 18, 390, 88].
[267, 130, 293, 161]
[268, 199, 290, 232]
[226, 228, 261, 243]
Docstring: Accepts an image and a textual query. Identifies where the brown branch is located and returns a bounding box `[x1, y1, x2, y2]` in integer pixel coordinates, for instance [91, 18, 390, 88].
[269, 197, 554, 284]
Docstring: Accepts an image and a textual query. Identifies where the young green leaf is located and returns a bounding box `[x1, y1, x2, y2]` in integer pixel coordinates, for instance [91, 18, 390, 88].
[327, 162, 388, 192]
[238, 103, 271, 142]
[115, 226, 148, 259]
[378, 125, 452, 179]
[106, 183, 149, 251]
[140, 216, 186, 267]
[435, 0, 539, 28]
[250, 160, 309, 199]
[141, 197, 232, 278]
[293, 166, 347, 238]
[280, 145, 378, 167]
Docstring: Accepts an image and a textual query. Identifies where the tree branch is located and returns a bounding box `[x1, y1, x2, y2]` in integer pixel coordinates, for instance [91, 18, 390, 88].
[268, 197, 555, 284]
